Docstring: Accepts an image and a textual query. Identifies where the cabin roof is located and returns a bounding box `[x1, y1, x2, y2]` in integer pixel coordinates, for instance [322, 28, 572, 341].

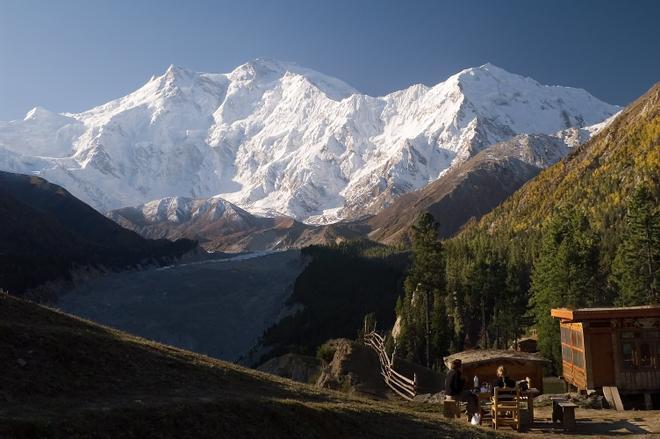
[443, 349, 549, 367]
[515, 336, 538, 343]
[551, 305, 660, 322]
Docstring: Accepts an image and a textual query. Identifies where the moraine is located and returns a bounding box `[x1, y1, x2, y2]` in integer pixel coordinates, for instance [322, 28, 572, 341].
[56, 250, 305, 362]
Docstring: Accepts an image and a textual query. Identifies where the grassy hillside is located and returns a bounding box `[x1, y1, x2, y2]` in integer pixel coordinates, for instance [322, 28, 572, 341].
[0, 292, 502, 439]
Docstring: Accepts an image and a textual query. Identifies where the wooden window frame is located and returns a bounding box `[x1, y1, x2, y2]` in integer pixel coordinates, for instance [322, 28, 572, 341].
[560, 324, 586, 372]
[619, 330, 659, 370]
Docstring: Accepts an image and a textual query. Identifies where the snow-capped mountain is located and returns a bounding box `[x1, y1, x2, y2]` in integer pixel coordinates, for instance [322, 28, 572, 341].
[0, 59, 619, 223]
[115, 195, 254, 228]
[107, 195, 303, 248]
[107, 195, 351, 252]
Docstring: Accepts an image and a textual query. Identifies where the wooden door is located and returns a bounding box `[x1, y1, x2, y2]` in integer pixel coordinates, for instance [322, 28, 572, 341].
[591, 332, 615, 387]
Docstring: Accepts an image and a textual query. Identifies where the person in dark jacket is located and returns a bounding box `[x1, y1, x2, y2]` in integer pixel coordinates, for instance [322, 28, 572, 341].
[444, 359, 477, 420]
[492, 365, 516, 390]
[445, 360, 464, 395]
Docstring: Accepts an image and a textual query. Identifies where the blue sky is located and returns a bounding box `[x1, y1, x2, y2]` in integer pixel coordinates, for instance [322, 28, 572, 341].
[1, 0, 658, 120]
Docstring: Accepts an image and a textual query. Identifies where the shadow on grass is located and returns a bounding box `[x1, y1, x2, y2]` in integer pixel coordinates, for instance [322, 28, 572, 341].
[2, 396, 502, 439]
[528, 418, 651, 436]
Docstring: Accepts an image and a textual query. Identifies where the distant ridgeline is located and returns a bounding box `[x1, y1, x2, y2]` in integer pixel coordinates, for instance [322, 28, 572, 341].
[0, 172, 196, 299]
[393, 84, 659, 371]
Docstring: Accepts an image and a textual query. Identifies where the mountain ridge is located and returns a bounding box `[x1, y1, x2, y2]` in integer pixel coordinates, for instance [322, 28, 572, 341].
[0, 60, 618, 224]
[108, 195, 318, 252]
[107, 116, 617, 251]
[364, 133, 568, 244]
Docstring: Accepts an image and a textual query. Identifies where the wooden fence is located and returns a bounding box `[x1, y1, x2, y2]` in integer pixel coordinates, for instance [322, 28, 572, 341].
[363, 330, 417, 401]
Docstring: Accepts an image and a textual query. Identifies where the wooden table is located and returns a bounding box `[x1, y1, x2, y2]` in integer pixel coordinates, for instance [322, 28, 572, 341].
[551, 396, 577, 430]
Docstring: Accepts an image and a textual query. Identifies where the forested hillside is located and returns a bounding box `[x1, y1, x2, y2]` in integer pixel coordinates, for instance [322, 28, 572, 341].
[464, 83, 659, 259]
[395, 84, 659, 371]
[256, 241, 409, 365]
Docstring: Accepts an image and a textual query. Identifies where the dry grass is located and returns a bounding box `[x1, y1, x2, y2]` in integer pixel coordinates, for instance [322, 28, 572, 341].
[0, 293, 505, 439]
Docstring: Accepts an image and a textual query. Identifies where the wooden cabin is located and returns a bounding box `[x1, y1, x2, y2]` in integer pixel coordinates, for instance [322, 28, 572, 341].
[444, 349, 549, 393]
[551, 306, 660, 397]
[512, 337, 538, 353]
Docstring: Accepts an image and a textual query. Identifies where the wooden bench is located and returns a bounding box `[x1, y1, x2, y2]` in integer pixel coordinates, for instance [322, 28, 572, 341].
[552, 399, 577, 431]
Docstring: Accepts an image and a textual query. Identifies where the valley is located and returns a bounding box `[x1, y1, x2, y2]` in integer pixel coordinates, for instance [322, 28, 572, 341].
[56, 250, 306, 362]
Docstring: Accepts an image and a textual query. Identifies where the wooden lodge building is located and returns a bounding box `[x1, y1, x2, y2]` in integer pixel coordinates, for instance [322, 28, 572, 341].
[551, 306, 660, 404]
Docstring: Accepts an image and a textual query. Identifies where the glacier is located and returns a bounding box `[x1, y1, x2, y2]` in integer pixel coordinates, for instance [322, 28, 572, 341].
[0, 59, 619, 223]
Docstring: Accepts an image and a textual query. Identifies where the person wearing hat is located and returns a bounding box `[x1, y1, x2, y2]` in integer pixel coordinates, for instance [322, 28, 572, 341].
[445, 358, 478, 421]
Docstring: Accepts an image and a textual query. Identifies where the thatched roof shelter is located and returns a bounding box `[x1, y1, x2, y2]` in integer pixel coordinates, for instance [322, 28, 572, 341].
[444, 349, 549, 368]
[444, 349, 550, 392]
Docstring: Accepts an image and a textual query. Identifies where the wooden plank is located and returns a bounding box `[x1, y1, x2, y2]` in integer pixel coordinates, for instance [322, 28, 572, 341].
[382, 373, 414, 399]
[603, 386, 624, 410]
[602, 386, 615, 409]
[610, 386, 625, 411]
[553, 306, 660, 321]
[384, 372, 415, 394]
[386, 381, 414, 400]
[388, 367, 415, 385]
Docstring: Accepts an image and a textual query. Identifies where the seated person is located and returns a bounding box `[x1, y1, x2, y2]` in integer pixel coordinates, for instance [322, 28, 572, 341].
[445, 359, 478, 421]
[492, 365, 516, 392]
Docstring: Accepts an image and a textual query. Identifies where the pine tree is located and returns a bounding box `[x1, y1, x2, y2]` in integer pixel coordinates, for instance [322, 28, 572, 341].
[396, 213, 447, 366]
[612, 185, 659, 305]
[497, 252, 531, 348]
[531, 210, 601, 372]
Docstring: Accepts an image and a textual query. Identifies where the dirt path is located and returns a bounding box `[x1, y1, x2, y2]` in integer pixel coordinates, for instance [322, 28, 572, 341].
[476, 406, 660, 437]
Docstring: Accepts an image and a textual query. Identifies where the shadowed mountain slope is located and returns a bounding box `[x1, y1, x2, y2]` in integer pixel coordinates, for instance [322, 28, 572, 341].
[0, 171, 196, 296]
